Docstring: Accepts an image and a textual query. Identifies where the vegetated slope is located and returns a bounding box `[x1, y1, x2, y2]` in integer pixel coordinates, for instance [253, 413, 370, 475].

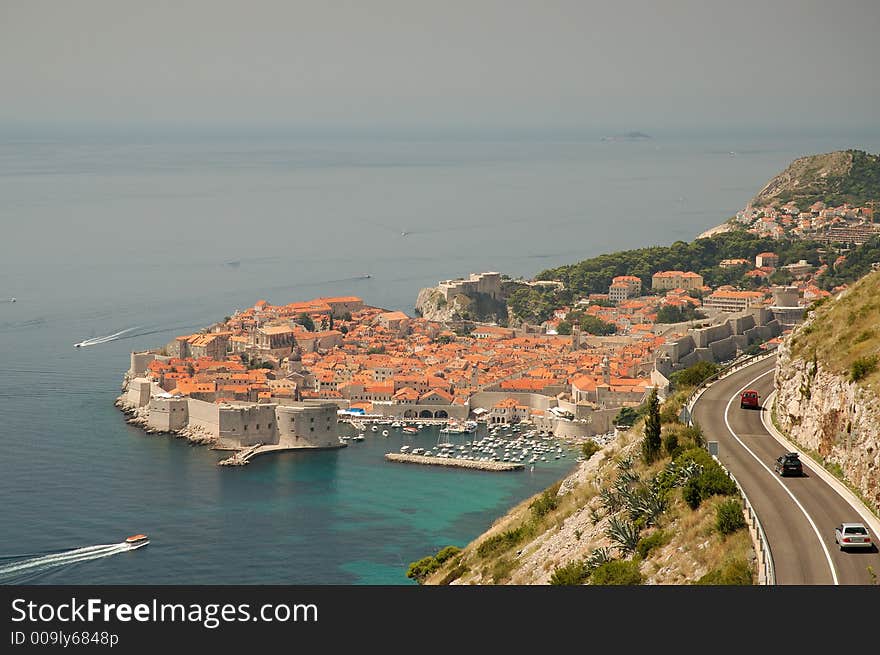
[417, 389, 755, 586]
[775, 269, 880, 511]
[790, 269, 880, 390]
[534, 232, 821, 299]
[751, 150, 880, 209]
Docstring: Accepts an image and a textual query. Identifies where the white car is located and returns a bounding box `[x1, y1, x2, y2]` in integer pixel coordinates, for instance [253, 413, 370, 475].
[834, 523, 874, 551]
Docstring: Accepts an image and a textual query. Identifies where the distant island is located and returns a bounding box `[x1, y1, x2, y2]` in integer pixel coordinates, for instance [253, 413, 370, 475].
[601, 131, 652, 142]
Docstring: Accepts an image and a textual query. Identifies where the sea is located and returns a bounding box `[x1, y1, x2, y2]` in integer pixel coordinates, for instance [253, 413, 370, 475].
[1, 127, 878, 584]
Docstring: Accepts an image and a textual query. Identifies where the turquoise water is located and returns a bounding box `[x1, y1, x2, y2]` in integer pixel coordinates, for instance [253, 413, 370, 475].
[2, 129, 879, 584]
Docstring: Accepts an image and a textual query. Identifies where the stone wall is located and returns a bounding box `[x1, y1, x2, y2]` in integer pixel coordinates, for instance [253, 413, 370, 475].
[187, 398, 222, 437]
[275, 402, 338, 448]
[125, 378, 153, 407]
[217, 404, 278, 447]
[775, 340, 880, 512]
[146, 397, 189, 432]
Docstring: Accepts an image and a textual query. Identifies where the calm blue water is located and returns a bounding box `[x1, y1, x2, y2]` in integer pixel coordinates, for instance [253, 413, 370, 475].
[1, 129, 879, 584]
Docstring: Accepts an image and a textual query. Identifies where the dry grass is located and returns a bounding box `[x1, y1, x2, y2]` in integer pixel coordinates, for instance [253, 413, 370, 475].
[792, 270, 880, 391]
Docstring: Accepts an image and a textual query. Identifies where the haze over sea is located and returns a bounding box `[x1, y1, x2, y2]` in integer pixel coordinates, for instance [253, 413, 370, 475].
[2, 127, 879, 584]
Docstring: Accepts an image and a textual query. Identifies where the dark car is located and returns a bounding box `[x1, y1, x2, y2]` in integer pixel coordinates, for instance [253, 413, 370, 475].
[774, 452, 803, 477]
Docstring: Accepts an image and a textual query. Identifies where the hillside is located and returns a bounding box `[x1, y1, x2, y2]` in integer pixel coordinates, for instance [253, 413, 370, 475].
[534, 232, 822, 300]
[775, 269, 880, 512]
[411, 389, 757, 586]
[750, 149, 880, 209]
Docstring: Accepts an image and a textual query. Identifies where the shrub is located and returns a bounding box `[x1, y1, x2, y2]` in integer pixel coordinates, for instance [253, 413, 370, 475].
[406, 556, 438, 583]
[670, 361, 721, 388]
[716, 500, 747, 534]
[663, 432, 679, 457]
[614, 406, 639, 428]
[675, 448, 737, 509]
[660, 403, 681, 425]
[434, 546, 461, 564]
[581, 440, 600, 460]
[695, 558, 753, 585]
[492, 557, 515, 583]
[476, 526, 527, 558]
[636, 530, 669, 559]
[550, 560, 591, 585]
[530, 489, 559, 518]
[850, 355, 878, 382]
[437, 564, 467, 585]
[590, 560, 643, 585]
[405, 545, 462, 584]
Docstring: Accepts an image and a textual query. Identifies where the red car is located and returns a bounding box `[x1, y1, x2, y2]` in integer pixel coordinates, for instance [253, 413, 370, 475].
[740, 389, 760, 409]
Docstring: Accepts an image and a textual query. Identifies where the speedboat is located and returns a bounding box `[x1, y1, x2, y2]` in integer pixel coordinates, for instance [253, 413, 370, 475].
[125, 534, 149, 548]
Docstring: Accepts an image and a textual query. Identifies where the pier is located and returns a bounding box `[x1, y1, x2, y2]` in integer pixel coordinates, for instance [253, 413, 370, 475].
[218, 443, 263, 466]
[384, 452, 524, 471]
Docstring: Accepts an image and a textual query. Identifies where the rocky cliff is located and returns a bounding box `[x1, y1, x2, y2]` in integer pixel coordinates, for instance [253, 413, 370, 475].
[773, 271, 880, 512]
[414, 286, 509, 324]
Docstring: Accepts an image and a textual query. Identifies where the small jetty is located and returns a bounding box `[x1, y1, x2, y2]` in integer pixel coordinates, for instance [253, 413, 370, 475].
[218, 443, 262, 467]
[385, 452, 523, 471]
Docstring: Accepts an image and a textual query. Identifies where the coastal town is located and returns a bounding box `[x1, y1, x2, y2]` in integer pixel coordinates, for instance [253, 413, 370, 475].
[118, 228, 839, 465]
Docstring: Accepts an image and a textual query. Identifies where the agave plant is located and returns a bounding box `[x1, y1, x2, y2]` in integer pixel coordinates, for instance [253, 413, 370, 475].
[599, 488, 622, 513]
[617, 456, 634, 472]
[617, 468, 641, 488]
[606, 515, 640, 555]
[585, 547, 614, 570]
[632, 487, 667, 526]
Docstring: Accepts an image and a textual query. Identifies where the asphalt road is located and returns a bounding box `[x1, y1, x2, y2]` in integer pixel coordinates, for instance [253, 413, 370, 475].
[692, 355, 880, 585]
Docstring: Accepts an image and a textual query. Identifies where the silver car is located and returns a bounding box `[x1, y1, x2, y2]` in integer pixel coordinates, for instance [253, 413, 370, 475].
[834, 522, 874, 551]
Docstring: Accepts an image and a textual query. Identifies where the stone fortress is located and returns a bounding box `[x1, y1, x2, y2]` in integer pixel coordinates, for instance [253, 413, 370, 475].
[437, 271, 502, 302]
[119, 352, 341, 451]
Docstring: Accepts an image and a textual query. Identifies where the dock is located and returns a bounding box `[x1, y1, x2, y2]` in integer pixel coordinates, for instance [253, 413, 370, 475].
[217, 443, 263, 466]
[384, 452, 524, 471]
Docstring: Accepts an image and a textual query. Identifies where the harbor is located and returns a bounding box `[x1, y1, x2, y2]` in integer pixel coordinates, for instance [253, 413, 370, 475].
[385, 452, 523, 471]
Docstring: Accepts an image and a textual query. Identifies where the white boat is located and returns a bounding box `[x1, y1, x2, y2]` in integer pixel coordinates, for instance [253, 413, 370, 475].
[353, 433, 365, 441]
[381, 430, 389, 437]
[371, 425, 378, 432]
[391, 421, 403, 429]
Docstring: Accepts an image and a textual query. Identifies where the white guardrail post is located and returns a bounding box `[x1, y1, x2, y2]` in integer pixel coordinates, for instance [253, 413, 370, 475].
[682, 349, 778, 585]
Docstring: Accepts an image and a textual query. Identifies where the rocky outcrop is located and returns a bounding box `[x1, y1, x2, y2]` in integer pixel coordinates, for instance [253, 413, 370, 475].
[749, 150, 853, 207]
[414, 287, 467, 323]
[774, 339, 880, 512]
[414, 286, 508, 324]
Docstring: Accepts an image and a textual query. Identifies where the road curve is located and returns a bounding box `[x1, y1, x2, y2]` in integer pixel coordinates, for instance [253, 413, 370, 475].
[692, 354, 880, 584]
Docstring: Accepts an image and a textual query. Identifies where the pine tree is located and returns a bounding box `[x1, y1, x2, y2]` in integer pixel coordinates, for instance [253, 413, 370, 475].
[642, 387, 662, 464]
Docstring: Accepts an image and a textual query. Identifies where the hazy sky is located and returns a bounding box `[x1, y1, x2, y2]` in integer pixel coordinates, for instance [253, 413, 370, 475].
[2, 0, 879, 132]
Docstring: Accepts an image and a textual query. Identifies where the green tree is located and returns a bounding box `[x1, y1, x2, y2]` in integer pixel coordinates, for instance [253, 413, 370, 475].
[614, 406, 638, 427]
[670, 361, 721, 389]
[298, 313, 315, 332]
[642, 388, 662, 464]
[556, 320, 572, 335]
[579, 315, 616, 335]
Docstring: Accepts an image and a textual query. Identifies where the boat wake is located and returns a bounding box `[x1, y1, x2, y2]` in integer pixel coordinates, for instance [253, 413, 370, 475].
[74, 327, 140, 348]
[0, 542, 140, 583]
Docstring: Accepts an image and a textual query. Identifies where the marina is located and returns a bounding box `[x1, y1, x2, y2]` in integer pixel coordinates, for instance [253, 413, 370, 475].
[385, 453, 524, 471]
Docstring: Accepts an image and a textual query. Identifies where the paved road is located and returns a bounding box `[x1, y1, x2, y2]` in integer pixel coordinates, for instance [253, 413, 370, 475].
[692, 355, 880, 584]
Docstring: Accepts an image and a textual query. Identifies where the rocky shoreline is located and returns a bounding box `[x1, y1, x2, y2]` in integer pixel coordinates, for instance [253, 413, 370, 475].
[114, 392, 219, 447]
